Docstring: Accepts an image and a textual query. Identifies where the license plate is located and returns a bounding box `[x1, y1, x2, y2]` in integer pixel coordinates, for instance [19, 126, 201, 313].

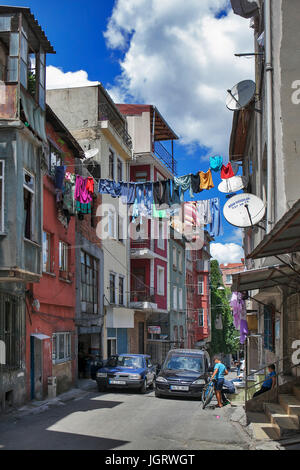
[109, 380, 126, 385]
[170, 385, 189, 391]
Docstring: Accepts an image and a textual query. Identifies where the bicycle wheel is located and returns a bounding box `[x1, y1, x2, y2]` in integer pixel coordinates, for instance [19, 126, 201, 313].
[202, 383, 214, 409]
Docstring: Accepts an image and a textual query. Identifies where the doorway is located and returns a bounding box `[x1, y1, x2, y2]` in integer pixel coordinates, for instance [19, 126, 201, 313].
[30, 336, 43, 400]
[138, 322, 145, 354]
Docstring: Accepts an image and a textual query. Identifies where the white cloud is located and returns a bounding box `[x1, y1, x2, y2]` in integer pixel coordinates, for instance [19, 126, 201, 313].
[211, 243, 244, 264]
[104, 0, 254, 156]
[46, 65, 99, 90]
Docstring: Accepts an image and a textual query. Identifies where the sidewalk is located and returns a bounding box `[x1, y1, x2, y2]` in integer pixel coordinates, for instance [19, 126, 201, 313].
[0, 379, 97, 422]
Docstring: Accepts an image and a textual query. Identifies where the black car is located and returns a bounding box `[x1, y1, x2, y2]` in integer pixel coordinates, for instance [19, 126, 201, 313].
[155, 349, 210, 399]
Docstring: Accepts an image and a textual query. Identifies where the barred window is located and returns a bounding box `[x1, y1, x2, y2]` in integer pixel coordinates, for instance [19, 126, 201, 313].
[81, 251, 99, 314]
[0, 293, 20, 370]
[52, 332, 71, 363]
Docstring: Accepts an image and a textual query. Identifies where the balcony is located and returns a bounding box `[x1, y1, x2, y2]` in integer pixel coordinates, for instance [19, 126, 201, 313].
[99, 103, 132, 152]
[130, 288, 157, 311]
[154, 141, 177, 175]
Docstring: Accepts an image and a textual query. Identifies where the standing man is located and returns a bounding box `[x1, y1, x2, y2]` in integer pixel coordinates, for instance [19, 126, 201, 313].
[211, 355, 228, 408]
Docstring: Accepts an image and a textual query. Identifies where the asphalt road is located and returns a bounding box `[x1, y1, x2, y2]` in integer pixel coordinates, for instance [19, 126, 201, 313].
[0, 386, 249, 450]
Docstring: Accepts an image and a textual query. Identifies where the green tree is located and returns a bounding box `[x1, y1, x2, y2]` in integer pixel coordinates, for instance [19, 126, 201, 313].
[209, 260, 240, 357]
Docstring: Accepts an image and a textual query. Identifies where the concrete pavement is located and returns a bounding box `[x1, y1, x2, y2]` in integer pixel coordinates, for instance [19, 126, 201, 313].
[0, 383, 250, 450]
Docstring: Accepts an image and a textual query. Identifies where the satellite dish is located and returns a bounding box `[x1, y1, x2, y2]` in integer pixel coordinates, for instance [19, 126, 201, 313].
[218, 175, 248, 194]
[223, 193, 265, 228]
[85, 148, 99, 160]
[226, 80, 256, 111]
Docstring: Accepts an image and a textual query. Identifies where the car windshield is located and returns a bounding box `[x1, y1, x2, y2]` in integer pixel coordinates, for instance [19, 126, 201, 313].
[117, 356, 144, 368]
[164, 354, 204, 373]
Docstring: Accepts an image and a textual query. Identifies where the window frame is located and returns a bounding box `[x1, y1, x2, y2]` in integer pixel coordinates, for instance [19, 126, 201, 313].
[59, 241, 69, 273]
[198, 309, 204, 327]
[110, 273, 116, 304]
[80, 251, 99, 314]
[172, 246, 177, 269]
[157, 266, 165, 296]
[173, 285, 178, 310]
[119, 275, 125, 306]
[52, 332, 72, 364]
[117, 158, 123, 182]
[178, 249, 183, 273]
[109, 149, 115, 180]
[179, 288, 183, 310]
[157, 220, 165, 250]
[23, 169, 35, 241]
[198, 276, 204, 295]
[42, 231, 52, 273]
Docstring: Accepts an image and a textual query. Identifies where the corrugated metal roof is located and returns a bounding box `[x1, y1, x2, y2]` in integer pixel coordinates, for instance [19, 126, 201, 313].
[231, 264, 300, 292]
[248, 199, 300, 259]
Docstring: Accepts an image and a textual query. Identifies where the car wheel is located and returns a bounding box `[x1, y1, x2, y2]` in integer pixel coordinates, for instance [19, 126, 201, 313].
[140, 379, 147, 394]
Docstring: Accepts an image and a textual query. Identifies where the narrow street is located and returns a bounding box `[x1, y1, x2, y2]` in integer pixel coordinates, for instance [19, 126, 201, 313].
[0, 386, 249, 450]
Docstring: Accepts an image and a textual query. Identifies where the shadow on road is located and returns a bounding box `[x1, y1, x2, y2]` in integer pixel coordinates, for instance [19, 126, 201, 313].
[0, 394, 130, 450]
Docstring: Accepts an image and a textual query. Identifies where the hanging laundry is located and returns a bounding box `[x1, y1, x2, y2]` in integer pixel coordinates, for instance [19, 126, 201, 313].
[120, 182, 136, 205]
[197, 200, 212, 225]
[54, 166, 66, 190]
[152, 204, 167, 219]
[98, 179, 119, 198]
[221, 162, 239, 180]
[199, 169, 214, 190]
[63, 175, 76, 216]
[209, 198, 223, 238]
[210, 155, 223, 172]
[144, 182, 153, 217]
[86, 177, 94, 194]
[153, 180, 170, 207]
[174, 175, 193, 202]
[191, 173, 201, 194]
[240, 319, 249, 345]
[76, 201, 92, 215]
[75, 176, 93, 205]
[184, 202, 200, 229]
[169, 180, 181, 206]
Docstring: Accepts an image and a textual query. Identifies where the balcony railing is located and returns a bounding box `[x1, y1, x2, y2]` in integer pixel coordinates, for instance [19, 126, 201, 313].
[130, 288, 155, 304]
[154, 140, 177, 175]
[99, 103, 132, 151]
[131, 239, 151, 249]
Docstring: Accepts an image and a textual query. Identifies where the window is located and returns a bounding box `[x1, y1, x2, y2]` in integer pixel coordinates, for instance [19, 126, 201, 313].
[119, 276, 125, 305]
[135, 171, 148, 183]
[157, 266, 165, 296]
[107, 338, 117, 357]
[42, 232, 52, 273]
[108, 209, 116, 239]
[264, 306, 274, 352]
[173, 326, 178, 341]
[226, 274, 233, 285]
[52, 332, 71, 363]
[0, 160, 4, 233]
[23, 170, 35, 241]
[109, 150, 115, 180]
[173, 286, 178, 310]
[178, 250, 183, 272]
[117, 159, 123, 182]
[0, 293, 20, 369]
[198, 309, 204, 327]
[198, 276, 204, 295]
[81, 251, 99, 314]
[110, 273, 116, 304]
[173, 246, 177, 269]
[118, 214, 125, 243]
[49, 144, 63, 175]
[179, 288, 183, 310]
[59, 241, 69, 273]
[157, 220, 165, 250]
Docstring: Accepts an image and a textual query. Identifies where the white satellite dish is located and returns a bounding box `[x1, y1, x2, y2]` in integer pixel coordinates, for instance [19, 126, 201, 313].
[223, 193, 265, 228]
[218, 175, 248, 194]
[226, 80, 256, 111]
[85, 148, 99, 160]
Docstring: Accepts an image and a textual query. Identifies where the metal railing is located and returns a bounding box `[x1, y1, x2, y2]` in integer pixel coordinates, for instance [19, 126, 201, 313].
[130, 288, 155, 304]
[154, 141, 177, 175]
[131, 239, 151, 249]
[245, 355, 300, 403]
[99, 103, 132, 151]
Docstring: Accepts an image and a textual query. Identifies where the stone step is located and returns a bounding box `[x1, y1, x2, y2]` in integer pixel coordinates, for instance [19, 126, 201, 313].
[264, 403, 300, 439]
[279, 394, 300, 426]
[293, 385, 300, 402]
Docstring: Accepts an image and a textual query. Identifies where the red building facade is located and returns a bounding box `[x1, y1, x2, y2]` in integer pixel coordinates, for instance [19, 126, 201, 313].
[186, 232, 211, 349]
[26, 107, 83, 400]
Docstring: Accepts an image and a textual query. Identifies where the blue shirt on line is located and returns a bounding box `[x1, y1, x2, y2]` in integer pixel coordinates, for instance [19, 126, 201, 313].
[214, 362, 226, 380]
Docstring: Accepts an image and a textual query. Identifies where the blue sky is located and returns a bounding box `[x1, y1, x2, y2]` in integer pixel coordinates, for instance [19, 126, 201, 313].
[5, 0, 253, 261]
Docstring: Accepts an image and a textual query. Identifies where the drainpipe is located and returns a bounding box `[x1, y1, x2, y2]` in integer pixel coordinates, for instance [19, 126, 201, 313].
[265, 0, 274, 233]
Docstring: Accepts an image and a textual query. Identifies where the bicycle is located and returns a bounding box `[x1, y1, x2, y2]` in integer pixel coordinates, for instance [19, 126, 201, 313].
[202, 379, 216, 409]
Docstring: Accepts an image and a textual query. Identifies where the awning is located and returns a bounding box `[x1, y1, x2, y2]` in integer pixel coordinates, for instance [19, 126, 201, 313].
[230, 0, 259, 18]
[31, 333, 50, 340]
[231, 264, 300, 292]
[249, 199, 300, 259]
